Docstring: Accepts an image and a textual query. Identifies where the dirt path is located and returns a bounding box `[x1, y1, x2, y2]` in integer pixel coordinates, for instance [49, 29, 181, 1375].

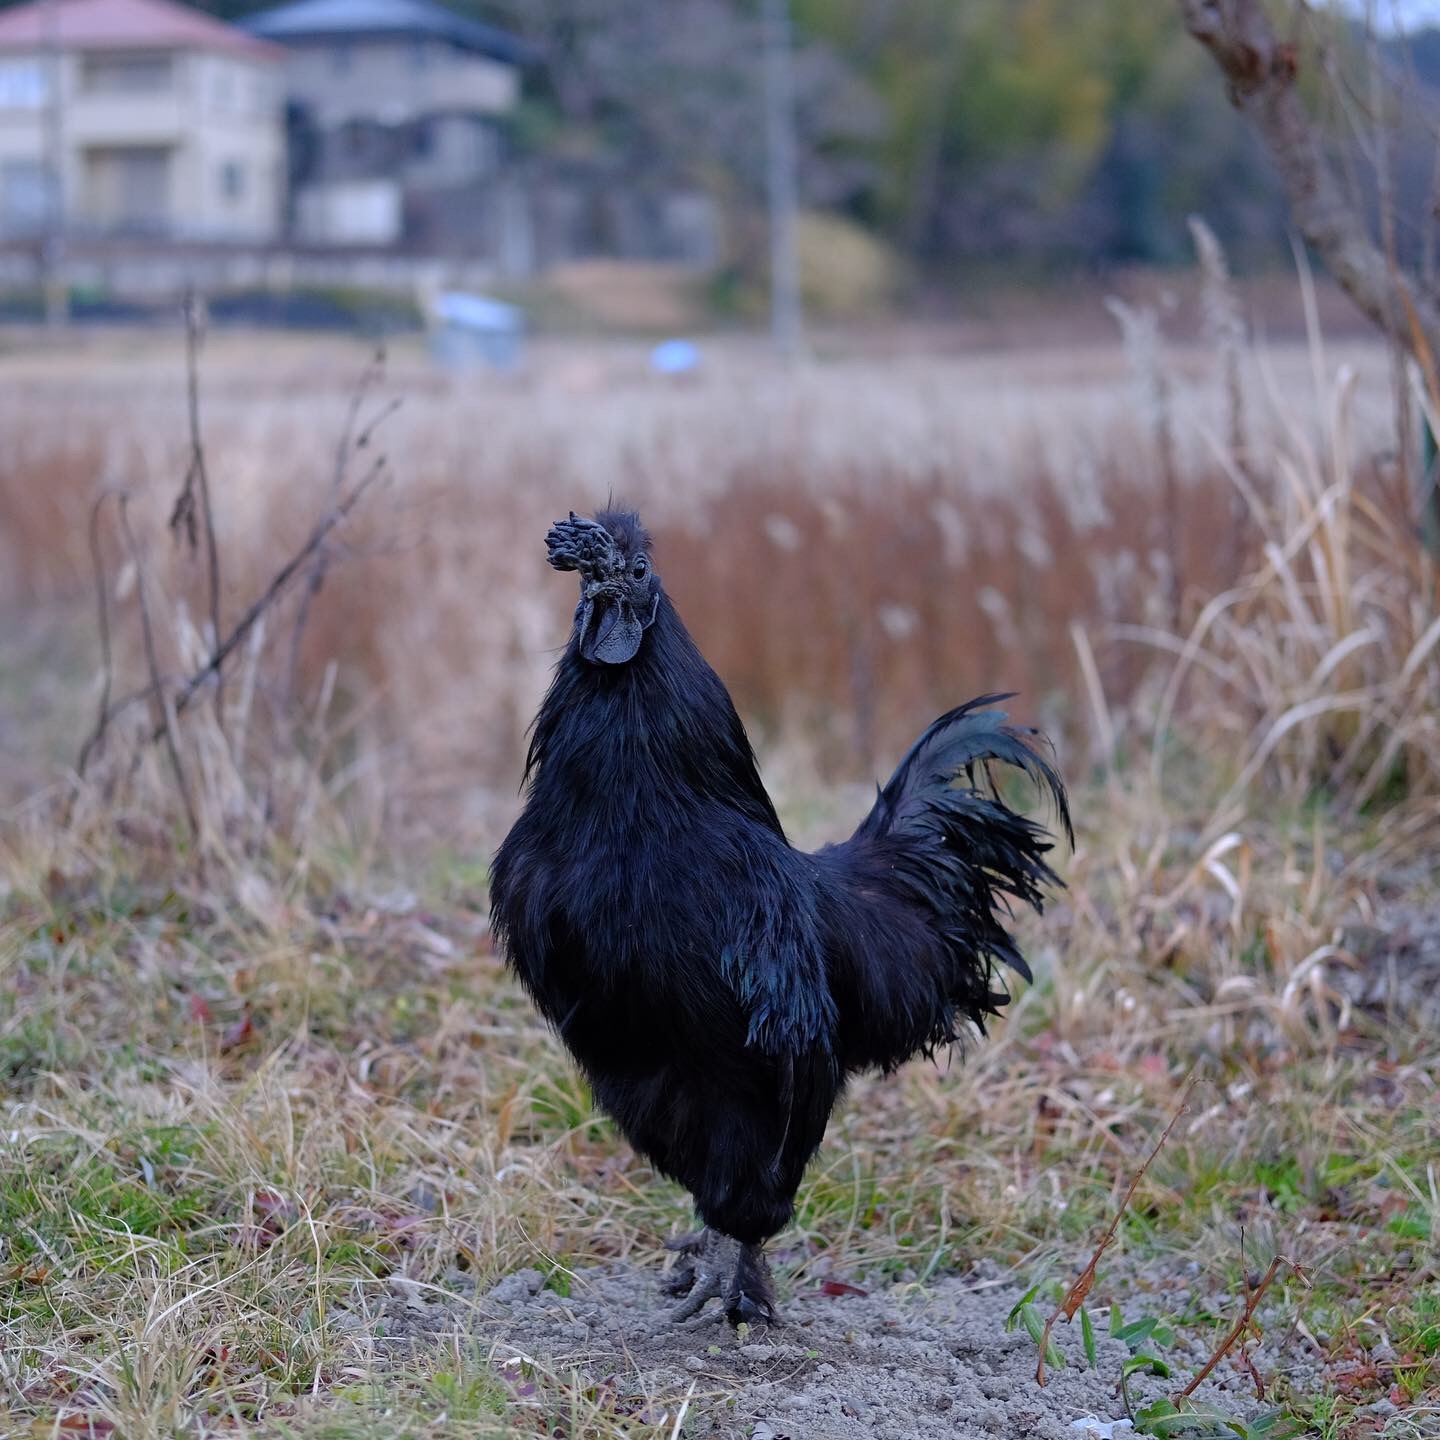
[380, 1260, 1307, 1438]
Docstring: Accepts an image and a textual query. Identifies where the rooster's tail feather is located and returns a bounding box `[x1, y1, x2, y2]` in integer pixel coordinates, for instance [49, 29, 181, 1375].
[854, 694, 1070, 1032]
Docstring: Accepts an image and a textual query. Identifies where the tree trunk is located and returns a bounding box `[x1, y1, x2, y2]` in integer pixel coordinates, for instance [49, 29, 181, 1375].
[1176, 0, 1440, 367]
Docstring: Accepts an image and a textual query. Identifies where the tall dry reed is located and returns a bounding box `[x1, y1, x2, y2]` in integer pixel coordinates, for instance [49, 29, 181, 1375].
[0, 313, 1428, 857]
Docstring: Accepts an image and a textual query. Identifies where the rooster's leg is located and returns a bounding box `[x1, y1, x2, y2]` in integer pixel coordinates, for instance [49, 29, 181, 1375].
[666, 1232, 776, 1326]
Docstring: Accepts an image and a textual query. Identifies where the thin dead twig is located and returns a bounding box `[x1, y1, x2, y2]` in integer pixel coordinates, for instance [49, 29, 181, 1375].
[1035, 1079, 1200, 1387]
[78, 678, 173, 767]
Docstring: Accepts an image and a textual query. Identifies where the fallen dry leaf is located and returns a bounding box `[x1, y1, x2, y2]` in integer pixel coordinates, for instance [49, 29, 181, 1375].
[220, 1011, 256, 1052]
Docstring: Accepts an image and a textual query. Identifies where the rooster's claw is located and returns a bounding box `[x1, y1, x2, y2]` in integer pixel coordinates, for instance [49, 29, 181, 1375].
[664, 1232, 777, 1327]
[661, 1227, 710, 1296]
[726, 1288, 776, 1327]
[664, 1229, 709, 1255]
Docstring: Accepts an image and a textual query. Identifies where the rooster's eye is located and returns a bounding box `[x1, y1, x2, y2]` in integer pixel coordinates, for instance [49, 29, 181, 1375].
[632, 558, 648, 579]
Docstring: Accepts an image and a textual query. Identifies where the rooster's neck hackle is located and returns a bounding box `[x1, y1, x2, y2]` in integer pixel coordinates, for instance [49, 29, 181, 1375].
[525, 595, 785, 838]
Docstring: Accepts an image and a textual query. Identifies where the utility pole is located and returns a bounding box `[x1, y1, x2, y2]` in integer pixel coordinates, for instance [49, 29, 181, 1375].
[761, 0, 803, 358]
[41, 0, 68, 326]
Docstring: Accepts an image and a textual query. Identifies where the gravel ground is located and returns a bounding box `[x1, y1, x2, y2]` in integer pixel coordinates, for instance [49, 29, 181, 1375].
[377, 1258, 1319, 1438]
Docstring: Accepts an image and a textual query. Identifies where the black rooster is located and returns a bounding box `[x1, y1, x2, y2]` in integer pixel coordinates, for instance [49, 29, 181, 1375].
[491, 510, 1069, 1326]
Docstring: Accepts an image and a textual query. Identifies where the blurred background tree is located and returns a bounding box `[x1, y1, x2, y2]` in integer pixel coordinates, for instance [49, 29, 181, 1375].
[190, 0, 1436, 290]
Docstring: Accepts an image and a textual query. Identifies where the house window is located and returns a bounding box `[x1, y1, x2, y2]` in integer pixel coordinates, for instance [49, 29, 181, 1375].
[83, 146, 171, 234]
[0, 60, 49, 109]
[1, 159, 54, 229]
[220, 160, 246, 200]
[82, 53, 173, 93]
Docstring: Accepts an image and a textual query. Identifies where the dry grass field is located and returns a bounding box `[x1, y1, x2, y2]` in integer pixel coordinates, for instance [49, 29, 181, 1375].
[0, 277, 1437, 1438]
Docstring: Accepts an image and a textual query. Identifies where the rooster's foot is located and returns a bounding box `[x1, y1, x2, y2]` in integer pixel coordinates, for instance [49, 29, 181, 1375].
[661, 1228, 710, 1297]
[666, 1233, 776, 1326]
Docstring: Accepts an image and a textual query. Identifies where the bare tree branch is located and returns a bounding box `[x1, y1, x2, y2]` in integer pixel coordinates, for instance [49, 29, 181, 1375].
[1176, 0, 1440, 364]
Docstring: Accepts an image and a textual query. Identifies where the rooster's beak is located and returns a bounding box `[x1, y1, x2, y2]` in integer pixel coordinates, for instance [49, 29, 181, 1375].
[577, 585, 658, 665]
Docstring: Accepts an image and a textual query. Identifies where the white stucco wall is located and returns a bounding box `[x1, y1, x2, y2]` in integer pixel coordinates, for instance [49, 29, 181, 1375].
[0, 45, 285, 240]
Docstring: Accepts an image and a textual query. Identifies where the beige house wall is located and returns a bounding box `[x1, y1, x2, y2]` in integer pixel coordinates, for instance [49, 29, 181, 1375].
[0, 46, 284, 239]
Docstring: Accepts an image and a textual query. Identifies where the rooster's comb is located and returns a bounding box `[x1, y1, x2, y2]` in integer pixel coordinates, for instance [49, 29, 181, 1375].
[546, 510, 651, 580]
[546, 512, 617, 578]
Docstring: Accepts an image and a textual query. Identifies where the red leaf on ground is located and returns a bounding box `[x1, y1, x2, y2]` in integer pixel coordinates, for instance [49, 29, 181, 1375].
[240, 1189, 295, 1246]
[1376, 1192, 1410, 1223]
[382, 1214, 423, 1248]
[253, 1190, 292, 1222]
[54, 1416, 117, 1436]
[220, 1011, 256, 1052]
[188, 994, 213, 1023]
[1138, 1052, 1170, 1081]
[819, 1279, 868, 1297]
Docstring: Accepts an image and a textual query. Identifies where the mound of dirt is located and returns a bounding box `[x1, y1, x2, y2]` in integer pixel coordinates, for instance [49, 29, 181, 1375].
[380, 1260, 1281, 1439]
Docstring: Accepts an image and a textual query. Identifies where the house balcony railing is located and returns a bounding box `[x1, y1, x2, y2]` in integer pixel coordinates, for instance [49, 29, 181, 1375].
[63, 93, 190, 146]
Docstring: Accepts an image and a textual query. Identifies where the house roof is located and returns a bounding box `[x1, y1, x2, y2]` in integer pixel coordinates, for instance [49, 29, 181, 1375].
[0, 0, 284, 59]
[241, 0, 530, 63]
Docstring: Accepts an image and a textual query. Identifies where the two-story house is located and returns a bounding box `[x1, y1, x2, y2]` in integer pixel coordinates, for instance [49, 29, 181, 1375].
[240, 0, 528, 249]
[0, 0, 286, 241]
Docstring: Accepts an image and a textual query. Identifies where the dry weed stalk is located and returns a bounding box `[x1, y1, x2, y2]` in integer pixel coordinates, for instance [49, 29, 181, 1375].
[71, 310, 393, 858]
[156, 454, 385, 743]
[167, 291, 224, 728]
[1105, 295, 1183, 631]
[283, 345, 394, 711]
[1131, 255, 1440, 817]
[117, 491, 200, 841]
[1190, 217, 1251, 552]
[79, 491, 119, 777]
[1035, 1079, 1199, 1387]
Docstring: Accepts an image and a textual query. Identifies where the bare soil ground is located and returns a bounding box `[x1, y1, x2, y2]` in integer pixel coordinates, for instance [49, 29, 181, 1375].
[376, 1259, 1314, 1439]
